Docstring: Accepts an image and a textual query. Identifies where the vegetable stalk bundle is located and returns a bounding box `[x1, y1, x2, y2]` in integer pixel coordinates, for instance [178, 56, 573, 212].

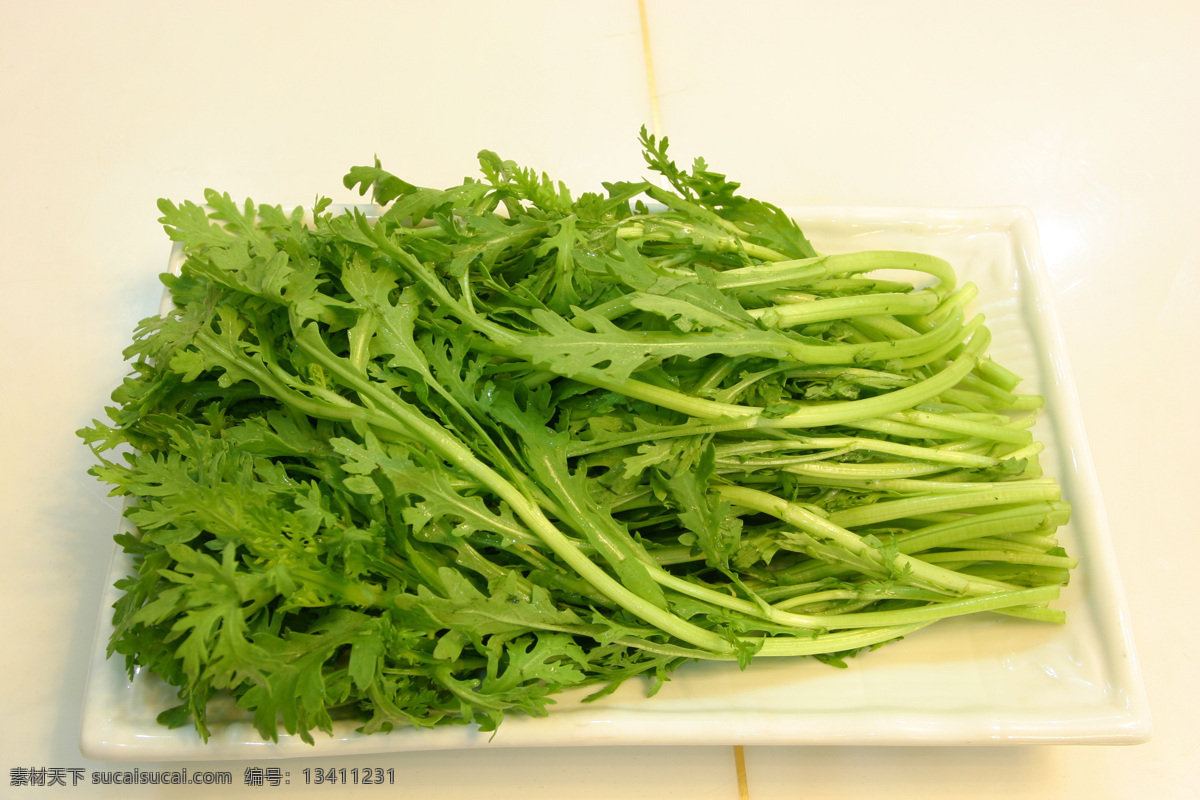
[80, 131, 1074, 743]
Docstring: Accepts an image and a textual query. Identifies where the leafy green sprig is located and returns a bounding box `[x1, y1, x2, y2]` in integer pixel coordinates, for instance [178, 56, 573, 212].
[80, 129, 1073, 743]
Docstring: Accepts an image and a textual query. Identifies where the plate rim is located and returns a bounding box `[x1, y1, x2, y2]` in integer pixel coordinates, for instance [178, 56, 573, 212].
[79, 204, 1152, 761]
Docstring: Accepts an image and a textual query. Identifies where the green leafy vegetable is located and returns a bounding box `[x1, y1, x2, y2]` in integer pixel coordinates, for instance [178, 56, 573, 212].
[80, 129, 1074, 743]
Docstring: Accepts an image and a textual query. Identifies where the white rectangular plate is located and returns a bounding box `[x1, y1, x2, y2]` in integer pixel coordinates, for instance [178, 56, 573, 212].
[80, 206, 1151, 760]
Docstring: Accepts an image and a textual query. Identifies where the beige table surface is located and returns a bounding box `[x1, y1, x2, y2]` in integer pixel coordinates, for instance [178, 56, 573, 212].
[2, 2, 1196, 798]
